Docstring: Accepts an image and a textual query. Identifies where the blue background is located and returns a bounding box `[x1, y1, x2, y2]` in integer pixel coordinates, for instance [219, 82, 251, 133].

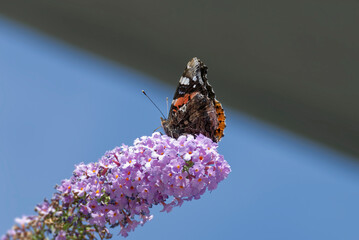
[1, 18, 359, 239]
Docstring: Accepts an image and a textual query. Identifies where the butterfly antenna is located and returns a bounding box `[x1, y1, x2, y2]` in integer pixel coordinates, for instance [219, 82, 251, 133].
[166, 97, 169, 116]
[142, 90, 166, 119]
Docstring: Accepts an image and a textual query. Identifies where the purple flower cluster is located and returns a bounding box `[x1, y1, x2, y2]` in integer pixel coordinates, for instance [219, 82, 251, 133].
[2, 133, 230, 239]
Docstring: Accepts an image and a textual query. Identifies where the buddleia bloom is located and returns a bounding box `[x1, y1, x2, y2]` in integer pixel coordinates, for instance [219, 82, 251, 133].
[2, 133, 231, 239]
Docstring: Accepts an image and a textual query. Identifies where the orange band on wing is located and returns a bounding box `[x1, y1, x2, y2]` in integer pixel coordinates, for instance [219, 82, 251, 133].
[214, 99, 226, 141]
[173, 94, 190, 108]
[172, 92, 199, 112]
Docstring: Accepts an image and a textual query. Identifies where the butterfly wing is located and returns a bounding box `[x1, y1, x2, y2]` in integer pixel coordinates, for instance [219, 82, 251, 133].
[162, 57, 225, 142]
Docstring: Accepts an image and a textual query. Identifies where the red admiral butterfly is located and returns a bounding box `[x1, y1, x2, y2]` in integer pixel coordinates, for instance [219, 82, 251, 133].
[161, 57, 226, 142]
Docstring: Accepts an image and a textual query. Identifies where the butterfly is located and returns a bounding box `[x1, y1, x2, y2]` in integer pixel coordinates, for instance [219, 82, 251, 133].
[161, 57, 226, 142]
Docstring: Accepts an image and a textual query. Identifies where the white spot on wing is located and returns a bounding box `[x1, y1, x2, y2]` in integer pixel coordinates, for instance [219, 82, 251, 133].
[199, 77, 204, 85]
[179, 104, 187, 112]
[179, 77, 190, 85]
[193, 84, 196, 88]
